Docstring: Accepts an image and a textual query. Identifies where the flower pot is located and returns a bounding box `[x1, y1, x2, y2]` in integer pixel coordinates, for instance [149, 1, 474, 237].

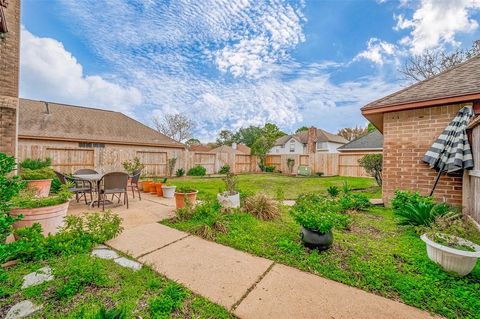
[150, 182, 158, 194]
[138, 181, 144, 191]
[26, 179, 52, 198]
[300, 227, 333, 251]
[174, 191, 198, 209]
[143, 181, 153, 193]
[217, 191, 240, 208]
[161, 185, 176, 198]
[155, 182, 164, 196]
[421, 233, 480, 276]
[10, 202, 70, 236]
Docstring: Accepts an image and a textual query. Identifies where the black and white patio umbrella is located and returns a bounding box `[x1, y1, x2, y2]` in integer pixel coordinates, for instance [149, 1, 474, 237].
[422, 105, 474, 196]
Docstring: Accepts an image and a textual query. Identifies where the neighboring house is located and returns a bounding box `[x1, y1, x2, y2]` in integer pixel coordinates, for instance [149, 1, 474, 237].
[189, 145, 212, 152]
[361, 56, 480, 208]
[337, 130, 383, 153]
[17, 99, 186, 175]
[269, 127, 348, 154]
[211, 143, 251, 155]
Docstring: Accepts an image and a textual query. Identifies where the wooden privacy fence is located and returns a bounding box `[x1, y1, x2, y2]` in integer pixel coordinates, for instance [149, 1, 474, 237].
[463, 121, 480, 224]
[265, 152, 379, 177]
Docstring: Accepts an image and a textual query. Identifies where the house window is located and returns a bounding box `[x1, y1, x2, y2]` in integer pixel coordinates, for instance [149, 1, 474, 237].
[79, 142, 105, 148]
[289, 140, 295, 152]
[317, 142, 327, 149]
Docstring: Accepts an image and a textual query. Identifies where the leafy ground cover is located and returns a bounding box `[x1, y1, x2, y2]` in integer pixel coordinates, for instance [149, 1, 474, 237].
[169, 174, 381, 200]
[0, 253, 233, 318]
[163, 205, 480, 318]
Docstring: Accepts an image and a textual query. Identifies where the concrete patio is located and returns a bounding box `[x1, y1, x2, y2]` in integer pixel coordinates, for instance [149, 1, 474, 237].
[68, 193, 435, 319]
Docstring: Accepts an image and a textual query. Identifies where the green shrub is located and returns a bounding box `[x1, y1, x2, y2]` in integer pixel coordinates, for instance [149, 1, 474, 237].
[358, 154, 383, 186]
[50, 176, 62, 194]
[395, 201, 449, 226]
[20, 158, 51, 170]
[326, 186, 339, 197]
[290, 194, 349, 233]
[20, 167, 56, 180]
[339, 193, 371, 211]
[0, 153, 26, 243]
[176, 168, 185, 177]
[0, 210, 122, 264]
[93, 305, 128, 319]
[342, 181, 351, 194]
[122, 157, 144, 174]
[242, 193, 281, 221]
[218, 164, 230, 174]
[187, 165, 206, 176]
[12, 184, 72, 209]
[149, 283, 188, 318]
[175, 201, 228, 240]
[316, 172, 324, 177]
[264, 165, 275, 172]
[391, 190, 434, 211]
[176, 185, 197, 193]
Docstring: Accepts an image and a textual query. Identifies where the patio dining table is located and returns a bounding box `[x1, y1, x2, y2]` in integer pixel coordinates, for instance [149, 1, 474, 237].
[73, 173, 106, 208]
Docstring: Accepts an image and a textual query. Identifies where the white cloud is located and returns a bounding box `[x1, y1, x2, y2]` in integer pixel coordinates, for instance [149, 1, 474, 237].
[394, 0, 480, 53]
[20, 27, 142, 114]
[354, 38, 397, 65]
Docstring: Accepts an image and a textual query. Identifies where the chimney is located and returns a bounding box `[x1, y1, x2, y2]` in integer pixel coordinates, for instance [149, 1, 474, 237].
[307, 127, 317, 154]
[232, 142, 237, 150]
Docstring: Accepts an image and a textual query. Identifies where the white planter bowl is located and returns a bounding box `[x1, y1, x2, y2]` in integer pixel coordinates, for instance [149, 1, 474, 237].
[217, 192, 240, 208]
[161, 185, 176, 198]
[421, 233, 480, 276]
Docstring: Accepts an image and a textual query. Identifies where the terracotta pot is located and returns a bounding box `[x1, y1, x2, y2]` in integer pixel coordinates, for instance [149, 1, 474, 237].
[143, 181, 152, 192]
[26, 179, 52, 198]
[10, 202, 69, 236]
[174, 191, 198, 209]
[138, 181, 144, 191]
[155, 182, 163, 196]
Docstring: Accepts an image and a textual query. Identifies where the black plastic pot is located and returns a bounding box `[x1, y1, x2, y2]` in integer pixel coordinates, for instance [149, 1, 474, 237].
[300, 227, 333, 251]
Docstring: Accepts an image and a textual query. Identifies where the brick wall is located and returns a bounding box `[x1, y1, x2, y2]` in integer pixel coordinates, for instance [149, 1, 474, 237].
[383, 104, 465, 206]
[0, 0, 20, 156]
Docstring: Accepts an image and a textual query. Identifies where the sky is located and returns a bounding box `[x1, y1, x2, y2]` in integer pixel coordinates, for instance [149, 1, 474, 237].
[20, 0, 480, 142]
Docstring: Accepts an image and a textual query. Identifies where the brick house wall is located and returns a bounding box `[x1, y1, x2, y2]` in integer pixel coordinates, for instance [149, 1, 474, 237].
[0, 0, 20, 156]
[382, 104, 465, 205]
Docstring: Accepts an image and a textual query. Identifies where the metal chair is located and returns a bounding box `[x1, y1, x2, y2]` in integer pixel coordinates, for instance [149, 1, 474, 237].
[98, 172, 129, 211]
[54, 171, 93, 204]
[128, 169, 142, 200]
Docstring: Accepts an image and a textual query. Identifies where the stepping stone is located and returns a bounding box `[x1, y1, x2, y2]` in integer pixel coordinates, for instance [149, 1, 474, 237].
[234, 264, 434, 319]
[369, 198, 384, 206]
[91, 249, 119, 260]
[139, 236, 273, 309]
[22, 266, 53, 289]
[107, 223, 189, 258]
[282, 200, 296, 206]
[114, 257, 142, 271]
[5, 300, 42, 319]
[94, 244, 109, 249]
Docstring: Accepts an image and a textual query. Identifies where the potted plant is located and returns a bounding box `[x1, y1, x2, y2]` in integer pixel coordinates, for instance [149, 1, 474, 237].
[154, 177, 167, 197]
[290, 194, 349, 250]
[142, 180, 153, 193]
[161, 183, 177, 198]
[217, 173, 240, 208]
[10, 184, 73, 236]
[19, 158, 56, 197]
[421, 233, 480, 276]
[174, 186, 198, 209]
[122, 157, 145, 175]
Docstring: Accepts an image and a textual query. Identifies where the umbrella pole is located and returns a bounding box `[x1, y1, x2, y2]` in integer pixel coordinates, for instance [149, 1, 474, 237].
[429, 170, 443, 196]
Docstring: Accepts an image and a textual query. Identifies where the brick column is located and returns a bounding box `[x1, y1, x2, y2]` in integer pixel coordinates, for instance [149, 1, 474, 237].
[0, 0, 20, 157]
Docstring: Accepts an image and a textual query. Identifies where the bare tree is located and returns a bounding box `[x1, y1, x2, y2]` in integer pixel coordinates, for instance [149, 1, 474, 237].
[399, 40, 480, 82]
[152, 113, 195, 143]
[337, 126, 368, 141]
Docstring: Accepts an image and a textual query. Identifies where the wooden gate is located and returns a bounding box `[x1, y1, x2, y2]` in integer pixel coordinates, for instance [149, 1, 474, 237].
[235, 154, 251, 173]
[463, 121, 480, 224]
[193, 152, 216, 174]
[136, 151, 167, 176]
[46, 148, 95, 174]
[265, 155, 281, 170]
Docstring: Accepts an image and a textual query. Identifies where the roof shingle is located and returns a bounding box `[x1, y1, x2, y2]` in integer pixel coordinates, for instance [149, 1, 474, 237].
[337, 130, 383, 151]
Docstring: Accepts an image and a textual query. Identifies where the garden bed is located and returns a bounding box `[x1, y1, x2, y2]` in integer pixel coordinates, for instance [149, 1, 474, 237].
[0, 253, 233, 318]
[163, 206, 480, 318]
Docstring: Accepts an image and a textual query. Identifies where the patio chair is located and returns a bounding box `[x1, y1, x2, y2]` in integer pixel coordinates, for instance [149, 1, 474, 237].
[54, 171, 93, 204]
[98, 172, 129, 211]
[128, 170, 142, 200]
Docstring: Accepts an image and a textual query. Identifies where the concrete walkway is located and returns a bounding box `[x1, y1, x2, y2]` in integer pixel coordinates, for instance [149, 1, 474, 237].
[83, 193, 436, 319]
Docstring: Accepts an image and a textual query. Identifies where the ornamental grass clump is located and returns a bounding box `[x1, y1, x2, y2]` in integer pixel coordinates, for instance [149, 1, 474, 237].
[291, 194, 350, 233]
[242, 193, 281, 221]
[392, 190, 448, 226]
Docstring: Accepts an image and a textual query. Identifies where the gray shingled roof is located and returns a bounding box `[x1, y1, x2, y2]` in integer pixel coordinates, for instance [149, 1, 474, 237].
[18, 99, 184, 148]
[337, 130, 383, 151]
[363, 55, 480, 110]
[274, 128, 348, 146]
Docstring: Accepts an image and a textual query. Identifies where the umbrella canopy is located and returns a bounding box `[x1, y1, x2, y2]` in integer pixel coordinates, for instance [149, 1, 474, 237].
[423, 106, 474, 172]
[423, 106, 474, 195]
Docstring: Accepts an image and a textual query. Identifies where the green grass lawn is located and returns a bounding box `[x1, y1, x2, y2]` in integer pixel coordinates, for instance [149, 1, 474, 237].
[168, 174, 381, 200]
[163, 203, 480, 318]
[0, 253, 232, 319]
